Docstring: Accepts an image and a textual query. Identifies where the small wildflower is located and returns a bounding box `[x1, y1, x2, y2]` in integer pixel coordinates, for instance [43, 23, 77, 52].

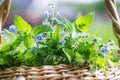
[102, 46, 109, 53]
[60, 40, 66, 47]
[102, 49, 107, 53]
[9, 25, 16, 32]
[97, 37, 102, 42]
[35, 34, 43, 42]
[42, 21, 50, 26]
[80, 33, 89, 38]
[44, 10, 49, 18]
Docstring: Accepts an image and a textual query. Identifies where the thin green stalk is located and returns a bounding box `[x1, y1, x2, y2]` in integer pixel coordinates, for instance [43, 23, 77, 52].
[49, 1, 55, 27]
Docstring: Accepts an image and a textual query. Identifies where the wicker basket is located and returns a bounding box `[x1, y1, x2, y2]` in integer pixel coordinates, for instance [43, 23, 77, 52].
[0, 64, 120, 80]
[1, 0, 120, 80]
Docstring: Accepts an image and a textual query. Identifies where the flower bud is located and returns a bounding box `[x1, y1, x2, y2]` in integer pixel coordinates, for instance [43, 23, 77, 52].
[9, 25, 16, 32]
[44, 10, 49, 18]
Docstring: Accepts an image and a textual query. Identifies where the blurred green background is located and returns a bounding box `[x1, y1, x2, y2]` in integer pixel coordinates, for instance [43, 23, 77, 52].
[4, 0, 120, 45]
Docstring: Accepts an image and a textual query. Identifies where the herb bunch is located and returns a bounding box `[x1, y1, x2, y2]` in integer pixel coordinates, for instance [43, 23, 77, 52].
[0, 3, 119, 72]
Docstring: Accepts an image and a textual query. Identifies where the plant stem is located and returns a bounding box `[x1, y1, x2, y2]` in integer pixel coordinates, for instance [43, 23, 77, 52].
[72, 38, 82, 52]
[50, 2, 55, 27]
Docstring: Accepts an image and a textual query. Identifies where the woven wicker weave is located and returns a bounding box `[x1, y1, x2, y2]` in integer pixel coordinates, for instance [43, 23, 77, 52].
[0, 64, 120, 80]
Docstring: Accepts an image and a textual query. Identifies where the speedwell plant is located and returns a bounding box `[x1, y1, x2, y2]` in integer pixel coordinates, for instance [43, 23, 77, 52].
[0, 5, 119, 72]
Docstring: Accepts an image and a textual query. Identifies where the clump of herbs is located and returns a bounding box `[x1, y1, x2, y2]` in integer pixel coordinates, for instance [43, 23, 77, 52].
[0, 2, 119, 72]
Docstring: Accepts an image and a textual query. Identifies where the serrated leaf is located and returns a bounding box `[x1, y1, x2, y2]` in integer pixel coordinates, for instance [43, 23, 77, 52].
[56, 17, 73, 34]
[23, 33, 33, 48]
[14, 15, 32, 33]
[33, 25, 52, 36]
[75, 12, 94, 32]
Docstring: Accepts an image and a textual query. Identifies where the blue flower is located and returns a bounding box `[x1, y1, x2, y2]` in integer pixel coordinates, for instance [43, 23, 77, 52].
[61, 32, 67, 37]
[44, 10, 49, 18]
[102, 46, 109, 53]
[60, 40, 66, 47]
[35, 34, 43, 42]
[42, 21, 50, 26]
[9, 25, 16, 32]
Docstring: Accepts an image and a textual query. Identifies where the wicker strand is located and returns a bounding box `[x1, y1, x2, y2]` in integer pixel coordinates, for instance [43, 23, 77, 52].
[0, 0, 4, 43]
[0, 0, 11, 43]
[104, 0, 120, 55]
[0, 65, 120, 80]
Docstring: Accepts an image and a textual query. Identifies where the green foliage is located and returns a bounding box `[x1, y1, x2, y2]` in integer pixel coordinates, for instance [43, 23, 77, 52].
[23, 33, 33, 48]
[52, 27, 60, 43]
[33, 25, 52, 36]
[0, 11, 119, 73]
[56, 17, 73, 34]
[63, 48, 75, 63]
[14, 15, 32, 33]
[75, 12, 94, 32]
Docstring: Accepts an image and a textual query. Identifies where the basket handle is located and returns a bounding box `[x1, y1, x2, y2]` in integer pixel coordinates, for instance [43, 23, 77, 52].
[104, 0, 120, 55]
[0, 0, 11, 43]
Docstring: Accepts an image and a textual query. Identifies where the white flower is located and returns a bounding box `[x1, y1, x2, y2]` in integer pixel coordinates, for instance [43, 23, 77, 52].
[42, 21, 50, 26]
[97, 37, 102, 42]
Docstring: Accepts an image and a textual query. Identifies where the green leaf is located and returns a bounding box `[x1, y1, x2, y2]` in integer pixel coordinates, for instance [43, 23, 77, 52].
[33, 25, 52, 36]
[56, 17, 73, 34]
[14, 52, 24, 65]
[75, 12, 94, 32]
[44, 54, 56, 65]
[24, 49, 33, 60]
[0, 34, 23, 53]
[12, 34, 23, 49]
[52, 27, 59, 43]
[38, 48, 48, 56]
[63, 48, 74, 63]
[0, 58, 4, 65]
[23, 33, 33, 48]
[2, 29, 17, 43]
[0, 44, 12, 53]
[14, 15, 32, 33]
[89, 47, 96, 60]
[3, 54, 15, 67]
